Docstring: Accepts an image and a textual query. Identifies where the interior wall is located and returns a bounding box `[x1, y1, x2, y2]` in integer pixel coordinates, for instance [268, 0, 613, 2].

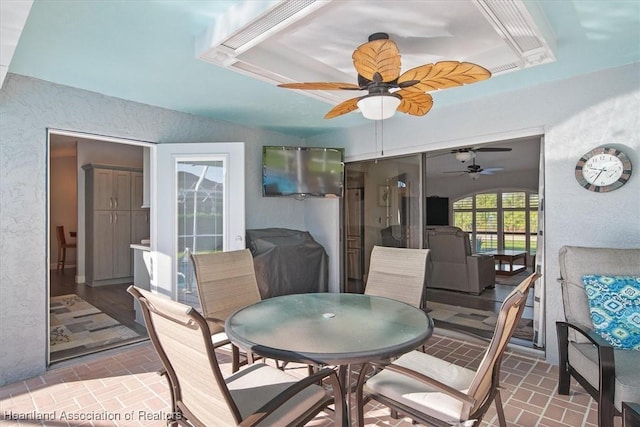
[309, 63, 640, 365]
[49, 151, 77, 269]
[0, 73, 308, 386]
[304, 198, 340, 292]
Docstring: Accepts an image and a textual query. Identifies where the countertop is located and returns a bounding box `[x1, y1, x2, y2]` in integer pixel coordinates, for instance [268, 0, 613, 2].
[130, 244, 150, 251]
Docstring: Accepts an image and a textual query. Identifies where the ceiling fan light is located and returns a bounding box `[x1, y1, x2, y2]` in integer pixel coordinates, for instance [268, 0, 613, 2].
[468, 172, 480, 180]
[357, 95, 400, 120]
[455, 151, 474, 162]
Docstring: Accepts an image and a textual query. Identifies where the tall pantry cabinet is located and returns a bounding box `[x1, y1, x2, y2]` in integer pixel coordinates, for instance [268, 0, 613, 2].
[83, 164, 148, 286]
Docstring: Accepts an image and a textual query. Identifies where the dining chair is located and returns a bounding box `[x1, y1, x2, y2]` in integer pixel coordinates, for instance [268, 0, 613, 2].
[128, 285, 344, 427]
[191, 249, 262, 373]
[55, 225, 76, 272]
[364, 245, 430, 309]
[356, 272, 540, 427]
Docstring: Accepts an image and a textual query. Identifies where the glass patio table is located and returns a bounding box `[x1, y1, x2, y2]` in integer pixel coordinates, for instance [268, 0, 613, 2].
[225, 292, 434, 425]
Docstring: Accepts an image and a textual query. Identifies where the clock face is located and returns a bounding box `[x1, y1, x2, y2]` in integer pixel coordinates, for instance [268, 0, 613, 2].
[575, 147, 632, 192]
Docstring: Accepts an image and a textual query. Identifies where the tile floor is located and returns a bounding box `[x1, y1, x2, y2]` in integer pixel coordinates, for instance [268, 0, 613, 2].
[1, 332, 615, 427]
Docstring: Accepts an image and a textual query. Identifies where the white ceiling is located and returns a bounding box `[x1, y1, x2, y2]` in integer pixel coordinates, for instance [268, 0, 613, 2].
[424, 136, 541, 179]
[197, 0, 555, 107]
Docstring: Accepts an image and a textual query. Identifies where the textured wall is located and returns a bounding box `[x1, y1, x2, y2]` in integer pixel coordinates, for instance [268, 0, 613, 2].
[0, 74, 306, 385]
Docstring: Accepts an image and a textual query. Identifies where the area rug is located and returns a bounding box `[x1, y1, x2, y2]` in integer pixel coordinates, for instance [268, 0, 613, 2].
[495, 269, 533, 286]
[426, 301, 534, 341]
[50, 294, 142, 361]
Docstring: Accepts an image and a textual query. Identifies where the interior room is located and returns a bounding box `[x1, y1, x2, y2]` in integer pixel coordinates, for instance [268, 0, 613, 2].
[343, 137, 541, 348]
[49, 134, 149, 362]
[1, 1, 639, 426]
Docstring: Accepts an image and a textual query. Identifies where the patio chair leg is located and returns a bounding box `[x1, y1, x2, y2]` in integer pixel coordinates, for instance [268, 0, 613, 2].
[231, 345, 240, 373]
[494, 390, 507, 427]
[598, 395, 616, 427]
[556, 322, 570, 395]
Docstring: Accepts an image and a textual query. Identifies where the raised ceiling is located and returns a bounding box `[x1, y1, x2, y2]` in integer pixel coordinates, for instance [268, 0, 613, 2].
[5, 0, 640, 137]
[196, 0, 555, 106]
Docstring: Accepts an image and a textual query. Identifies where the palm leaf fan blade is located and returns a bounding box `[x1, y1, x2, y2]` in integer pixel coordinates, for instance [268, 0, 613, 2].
[324, 97, 361, 119]
[396, 91, 433, 116]
[352, 40, 401, 82]
[278, 82, 361, 90]
[398, 61, 491, 93]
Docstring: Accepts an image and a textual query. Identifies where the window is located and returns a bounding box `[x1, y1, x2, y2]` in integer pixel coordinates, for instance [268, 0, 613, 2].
[453, 191, 539, 254]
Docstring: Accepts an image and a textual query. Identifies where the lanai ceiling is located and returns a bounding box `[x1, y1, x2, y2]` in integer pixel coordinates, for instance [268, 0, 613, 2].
[3, 0, 639, 138]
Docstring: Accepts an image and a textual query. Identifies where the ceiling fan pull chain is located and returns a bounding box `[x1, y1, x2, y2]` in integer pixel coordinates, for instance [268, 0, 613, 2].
[380, 100, 384, 156]
[374, 119, 379, 162]
[380, 119, 384, 157]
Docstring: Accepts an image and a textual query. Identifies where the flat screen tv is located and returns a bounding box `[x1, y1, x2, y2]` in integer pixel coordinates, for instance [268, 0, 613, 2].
[263, 146, 344, 198]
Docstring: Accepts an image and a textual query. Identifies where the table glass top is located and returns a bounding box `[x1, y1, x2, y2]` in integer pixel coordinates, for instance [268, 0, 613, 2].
[225, 293, 433, 365]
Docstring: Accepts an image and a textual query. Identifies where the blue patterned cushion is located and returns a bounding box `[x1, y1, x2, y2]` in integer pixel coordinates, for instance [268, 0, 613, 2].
[582, 275, 640, 350]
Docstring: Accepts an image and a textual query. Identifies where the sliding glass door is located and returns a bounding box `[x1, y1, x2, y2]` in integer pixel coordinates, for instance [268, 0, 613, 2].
[344, 154, 423, 292]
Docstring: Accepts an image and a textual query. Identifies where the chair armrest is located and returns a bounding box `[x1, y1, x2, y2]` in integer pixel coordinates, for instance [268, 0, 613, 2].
[382, 364, 476, 407]
[239, 367, 343, 427]
[556, 320, 611, 348]
[556, 321, 615, 396]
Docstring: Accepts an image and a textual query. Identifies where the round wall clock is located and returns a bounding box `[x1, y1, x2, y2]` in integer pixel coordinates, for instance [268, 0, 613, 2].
[575, 147, 632, 192]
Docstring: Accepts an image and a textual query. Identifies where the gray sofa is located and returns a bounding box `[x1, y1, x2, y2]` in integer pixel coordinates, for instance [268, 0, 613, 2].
[556, 245, 640, 427]
[425, 226, 495, 295]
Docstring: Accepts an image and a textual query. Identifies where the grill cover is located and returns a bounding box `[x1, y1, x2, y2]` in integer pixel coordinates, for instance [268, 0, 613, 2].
[246, 228, 328, 298]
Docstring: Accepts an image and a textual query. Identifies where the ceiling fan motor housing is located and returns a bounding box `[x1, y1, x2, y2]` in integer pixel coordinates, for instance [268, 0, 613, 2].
[368, 32, 390, 42]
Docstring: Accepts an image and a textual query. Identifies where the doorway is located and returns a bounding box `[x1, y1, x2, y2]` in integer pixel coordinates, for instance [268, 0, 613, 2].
[48, 131, 149, 363]
[48, 133, 247, 363]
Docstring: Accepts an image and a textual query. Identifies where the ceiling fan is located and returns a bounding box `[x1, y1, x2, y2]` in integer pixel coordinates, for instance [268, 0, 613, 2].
[444, 158, 503, 180]
[278, 32, 491, 120]
[451, 146, 512, 162]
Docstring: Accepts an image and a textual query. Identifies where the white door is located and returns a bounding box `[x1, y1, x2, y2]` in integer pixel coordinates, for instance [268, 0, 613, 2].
[151, 142, 245, 303]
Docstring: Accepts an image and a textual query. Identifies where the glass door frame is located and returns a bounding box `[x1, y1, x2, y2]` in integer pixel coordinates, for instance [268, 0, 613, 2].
[151, 142, 245, 301]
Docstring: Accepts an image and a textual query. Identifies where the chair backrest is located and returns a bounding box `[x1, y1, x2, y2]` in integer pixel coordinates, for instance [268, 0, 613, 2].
[466, 272, 540, 417]
[364, 246, 430, 308]
[191, 249, 262, 334]
[380, 225, 405, 247]
[559, 246, 640, 330]
[425, 226, 472, 263]
[56, 225, 66, 247]
[128, 286, 240, 426]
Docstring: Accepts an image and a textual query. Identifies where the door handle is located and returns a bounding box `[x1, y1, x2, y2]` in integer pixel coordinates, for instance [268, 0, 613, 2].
[109, 197, 113, 209]
[115, 213, 118, 224]
[114, 198, 118, 209]
[109, 213, 113, 224]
